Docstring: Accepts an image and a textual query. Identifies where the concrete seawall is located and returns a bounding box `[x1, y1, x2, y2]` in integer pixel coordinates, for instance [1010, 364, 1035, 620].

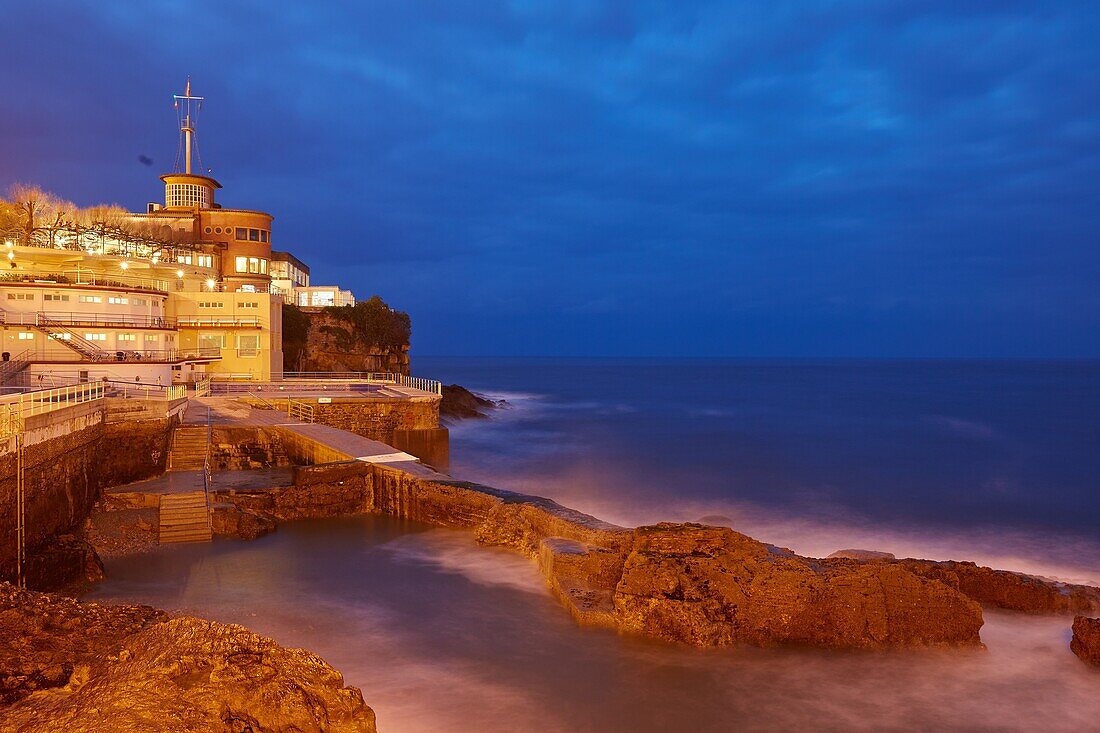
[0, 398, 177, 586]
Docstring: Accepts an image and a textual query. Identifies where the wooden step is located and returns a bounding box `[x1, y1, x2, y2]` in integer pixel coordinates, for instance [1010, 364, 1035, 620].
[159, 490, 213, 544]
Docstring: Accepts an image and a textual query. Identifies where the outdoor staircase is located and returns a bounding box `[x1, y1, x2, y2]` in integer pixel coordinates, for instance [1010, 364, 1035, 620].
[0, 349, 31, 386]
[158, 490, 213, 543]
[32, 315, 107, 361]
[168, 426, 209, 470]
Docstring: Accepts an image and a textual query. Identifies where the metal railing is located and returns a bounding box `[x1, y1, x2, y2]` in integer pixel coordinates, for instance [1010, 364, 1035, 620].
[0, 382, 106, 438]
[269, 371, 443, 394]
[0, 270, 170, 293]
[193, 376, 212, 397]
[0, 349, 32, 385]
[177, 316, 262, 328]
[202, 405, 213, 508]
[287, 399, 315, 423]
[101, 380, 186, 400]
[0, 311, 175, 329]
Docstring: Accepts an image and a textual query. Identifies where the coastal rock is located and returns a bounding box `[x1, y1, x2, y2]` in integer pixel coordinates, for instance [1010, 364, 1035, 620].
[24, 534, 105, 592]
[212, 503, 277, 540]
[0, 583, 376, 732]
[440, 384, 503, 420]
[612, 523, 984, 649]
[1071, 616, 1100, 666]
[828, 549, 896, 561]
[897, 559, 1100, 614]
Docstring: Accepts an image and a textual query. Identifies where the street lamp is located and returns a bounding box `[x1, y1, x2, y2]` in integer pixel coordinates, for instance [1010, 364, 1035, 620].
[206, 278, 216, 291]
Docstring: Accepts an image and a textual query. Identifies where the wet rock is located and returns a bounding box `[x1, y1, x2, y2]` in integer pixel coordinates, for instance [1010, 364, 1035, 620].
[828, 549, 896, 561]
[24, 535, 105, 592]
[1071, 616, 1100, 667]
[440, 384, 504, 420]
[212, 504, 277, 541]
[612, 523, 984, 649]
[0, 583, 376, 732]
[897, 559, 1100, 614]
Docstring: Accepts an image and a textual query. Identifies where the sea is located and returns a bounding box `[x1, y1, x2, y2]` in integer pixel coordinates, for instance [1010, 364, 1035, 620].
[87, 358, 1100, 732]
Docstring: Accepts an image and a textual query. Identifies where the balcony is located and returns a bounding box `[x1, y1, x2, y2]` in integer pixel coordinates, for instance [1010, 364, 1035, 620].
[176, 316, 262, 328]
[0, 311, 176, 329]
[0, 270, 170, 294]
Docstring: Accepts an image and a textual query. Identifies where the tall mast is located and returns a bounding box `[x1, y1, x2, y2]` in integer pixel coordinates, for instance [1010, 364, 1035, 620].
[173, 77, 204, 175]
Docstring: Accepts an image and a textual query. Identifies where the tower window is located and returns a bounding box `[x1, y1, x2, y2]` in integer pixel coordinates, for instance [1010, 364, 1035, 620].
[204, 226, 212, 234]
[235, 227, 247, 240]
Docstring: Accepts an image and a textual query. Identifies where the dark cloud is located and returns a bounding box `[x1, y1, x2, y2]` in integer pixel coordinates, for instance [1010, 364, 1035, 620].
[1, 0, 1098, 356]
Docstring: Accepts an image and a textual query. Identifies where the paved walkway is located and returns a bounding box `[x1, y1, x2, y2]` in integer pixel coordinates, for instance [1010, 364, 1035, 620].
[185, 396, 444, 478]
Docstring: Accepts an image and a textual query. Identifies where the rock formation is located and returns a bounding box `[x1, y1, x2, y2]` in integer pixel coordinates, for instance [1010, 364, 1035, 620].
[896, 559, 1100, 614]
[440, 384, 504, 419]
[214, 463, 989, 650]
[1071, 616, 1100, 667]
[827, 548, 897, 561]
[0, 583, 376, 732]
[612, 524, 983, 648]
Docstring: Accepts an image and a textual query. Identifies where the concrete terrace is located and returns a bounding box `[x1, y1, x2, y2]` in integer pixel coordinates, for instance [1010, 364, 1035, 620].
[184, 396, 444, 479]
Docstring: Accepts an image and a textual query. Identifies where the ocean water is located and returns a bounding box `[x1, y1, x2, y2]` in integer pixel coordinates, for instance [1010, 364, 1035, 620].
[87, 359, 1100, 731]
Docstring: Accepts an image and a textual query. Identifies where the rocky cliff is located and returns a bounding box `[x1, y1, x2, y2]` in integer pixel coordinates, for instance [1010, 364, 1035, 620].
[282, 298, 410, 374]
[0, 583, 376, 732]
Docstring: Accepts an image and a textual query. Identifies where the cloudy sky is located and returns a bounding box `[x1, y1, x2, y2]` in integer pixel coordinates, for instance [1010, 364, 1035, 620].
[2, 1, 1098, 356]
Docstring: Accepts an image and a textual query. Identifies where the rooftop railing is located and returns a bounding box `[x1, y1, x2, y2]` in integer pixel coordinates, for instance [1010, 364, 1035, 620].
[0, 270, 170, 293]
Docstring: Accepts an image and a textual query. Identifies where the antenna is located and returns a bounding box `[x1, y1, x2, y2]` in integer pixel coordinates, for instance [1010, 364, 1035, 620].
[172, 77, 204, 175]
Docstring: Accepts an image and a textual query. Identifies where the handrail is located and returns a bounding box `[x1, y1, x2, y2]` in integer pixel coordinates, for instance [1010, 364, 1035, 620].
[202, 404, 212, 510]
[231, 371, 444, 395]
[0, 382, 106, 438]
[0, 311, 175, 329]
[287, 399, 315, 423]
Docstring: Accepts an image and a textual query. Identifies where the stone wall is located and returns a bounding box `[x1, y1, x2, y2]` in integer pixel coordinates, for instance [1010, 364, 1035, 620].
[209, 426, 291, 470]
[0, 403, 173, 587]
[311, 397, 439, 445]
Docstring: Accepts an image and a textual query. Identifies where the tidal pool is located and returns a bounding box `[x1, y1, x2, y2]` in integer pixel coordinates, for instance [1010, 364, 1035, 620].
[87, 515, 1100, 732]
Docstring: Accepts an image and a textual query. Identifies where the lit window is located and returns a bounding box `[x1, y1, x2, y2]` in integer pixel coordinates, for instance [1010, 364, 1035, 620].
[197, 255, 213, 268]
[132, 298, 146, 306]
[79, 295, 103, 304]
[17, 332, 33, 340]
[118, 333, 136, 342]
[238, 334, 259, 356]
[108, 296, 128, 305]
[178, 254, 193, 265]
[198, 333, 226, 349]
[49, 332, 72, 341]
[145, 334, 159, 342]
[85, 333, 107, 341]
[260, 258, 268, 274]
[236, 256, 248, 273]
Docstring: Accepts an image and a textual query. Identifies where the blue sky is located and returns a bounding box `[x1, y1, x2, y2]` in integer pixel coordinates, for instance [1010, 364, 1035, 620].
[2, 1, 1098, 357]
